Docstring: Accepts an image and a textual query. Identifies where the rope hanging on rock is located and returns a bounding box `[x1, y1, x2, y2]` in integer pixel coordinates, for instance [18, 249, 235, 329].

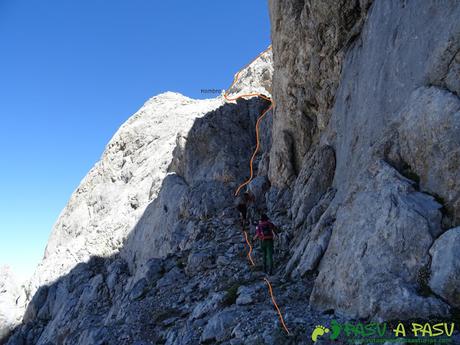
[222, 46, 274, 196]
[224, 46, 290, 336]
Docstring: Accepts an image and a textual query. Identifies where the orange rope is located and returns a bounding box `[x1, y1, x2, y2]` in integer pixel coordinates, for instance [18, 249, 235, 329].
[264, 277, 291, 334]
[234, 103, 273, 196]
[223, 46, 272, 103]
[222, 46, 274, 196]
[225, 47, 290, 335]
[243, 230, 255, 266]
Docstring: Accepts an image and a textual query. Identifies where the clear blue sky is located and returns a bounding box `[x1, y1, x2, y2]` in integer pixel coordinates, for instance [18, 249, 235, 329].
[0, 0, 270, 280]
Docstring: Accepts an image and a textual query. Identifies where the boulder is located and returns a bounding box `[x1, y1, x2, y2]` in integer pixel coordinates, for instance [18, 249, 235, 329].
[156, 267, 185, 289]
[397, 87, 460, 226]
[191, 292, 225, 320]
[129, 278, 149, 301]
[310, 161, 448, 319]
[186, 252, 214, 275]
[429, 227, 460, 308]
[236, 284, 263, 306]
[145, 258, 164, 282]
[236, 287, 253, 306]
[200, 310, 238, 343]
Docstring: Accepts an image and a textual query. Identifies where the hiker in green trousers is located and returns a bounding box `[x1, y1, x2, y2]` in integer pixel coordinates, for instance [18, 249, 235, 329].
[253, 214, 278, 275]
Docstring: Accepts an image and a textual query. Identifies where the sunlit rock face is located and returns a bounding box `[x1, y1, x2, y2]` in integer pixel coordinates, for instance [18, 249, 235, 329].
[268, 0, 460, 319]
[29, 92, 225, 292]
[0, 266, 26, 340]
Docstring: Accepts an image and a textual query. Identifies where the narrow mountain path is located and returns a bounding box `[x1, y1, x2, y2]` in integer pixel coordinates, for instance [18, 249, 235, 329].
[222, 46, 291, 335]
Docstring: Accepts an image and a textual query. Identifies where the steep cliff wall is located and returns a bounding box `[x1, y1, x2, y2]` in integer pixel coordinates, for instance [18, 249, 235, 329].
[268, 0, 373, 187]
[268, 0, 460, 319]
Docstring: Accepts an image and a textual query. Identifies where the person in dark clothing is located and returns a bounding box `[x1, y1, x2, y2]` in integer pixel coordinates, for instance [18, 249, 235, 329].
[253, 214, 277, 275]
[235, 192, 253, 226]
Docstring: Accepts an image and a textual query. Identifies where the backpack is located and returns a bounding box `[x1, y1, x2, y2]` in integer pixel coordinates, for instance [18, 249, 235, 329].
[260, 222, 273, 239]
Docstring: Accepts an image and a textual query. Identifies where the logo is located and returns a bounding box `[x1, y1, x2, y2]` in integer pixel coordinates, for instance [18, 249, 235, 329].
[310, 320, 455, 343]
[311, 325, 330, 342]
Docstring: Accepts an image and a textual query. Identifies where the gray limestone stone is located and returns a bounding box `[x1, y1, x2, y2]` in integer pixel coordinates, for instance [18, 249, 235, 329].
[429, 227, 460, 308]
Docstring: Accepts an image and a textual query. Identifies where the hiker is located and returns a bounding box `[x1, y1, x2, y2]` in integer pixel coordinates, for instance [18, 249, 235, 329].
[253, 214, 277, 275]
[246, 177, 269, 221]
[235, 191, 253, 226]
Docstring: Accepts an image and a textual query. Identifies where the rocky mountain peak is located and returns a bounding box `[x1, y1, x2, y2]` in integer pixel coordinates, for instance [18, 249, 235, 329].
[3, 1, 460, 344]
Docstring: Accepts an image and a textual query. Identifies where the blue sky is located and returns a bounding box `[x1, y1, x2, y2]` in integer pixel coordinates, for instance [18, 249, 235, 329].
[0, 0, 270, 280]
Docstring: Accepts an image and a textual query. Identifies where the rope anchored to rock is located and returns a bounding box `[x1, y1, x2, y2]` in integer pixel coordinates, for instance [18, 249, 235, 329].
[224, 46, 290, 335]
[243, 228, 255, 266]
[264, 277, 291, 334]
[222, 46, 274, 197]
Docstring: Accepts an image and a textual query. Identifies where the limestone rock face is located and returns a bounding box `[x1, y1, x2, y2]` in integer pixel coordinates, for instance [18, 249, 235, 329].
[429, 227, 460, 308]
[29, 92, 225, 291]
[268, 0, 460, 319]
[4, 52, 294, 345]
[226, 47, 273, 99]
[290, 145, 335, 232]
[310, 161, 448, 319]
[0, 267, 26, 340]
[396, 87, 460, 226]
[268, 0, 373, 187]
[329, 0, 460, 199]
[121, 97, 270, 273]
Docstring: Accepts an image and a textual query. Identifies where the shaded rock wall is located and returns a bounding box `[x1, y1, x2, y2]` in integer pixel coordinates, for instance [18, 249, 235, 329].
[268, 0, 373, 187]
[121, 98, 270, 273]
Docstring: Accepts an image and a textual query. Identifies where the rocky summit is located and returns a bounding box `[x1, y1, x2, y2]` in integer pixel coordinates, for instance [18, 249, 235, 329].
[2, 1, 460, 344]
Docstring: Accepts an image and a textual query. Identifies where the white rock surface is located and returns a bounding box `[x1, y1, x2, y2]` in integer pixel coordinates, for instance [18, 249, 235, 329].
[226, 47, 273, 100]
[310, 161, 448, 319]
[269, 0, 460, 320]
[29, 92, 224, 291]
[0, 266, 26, 339]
